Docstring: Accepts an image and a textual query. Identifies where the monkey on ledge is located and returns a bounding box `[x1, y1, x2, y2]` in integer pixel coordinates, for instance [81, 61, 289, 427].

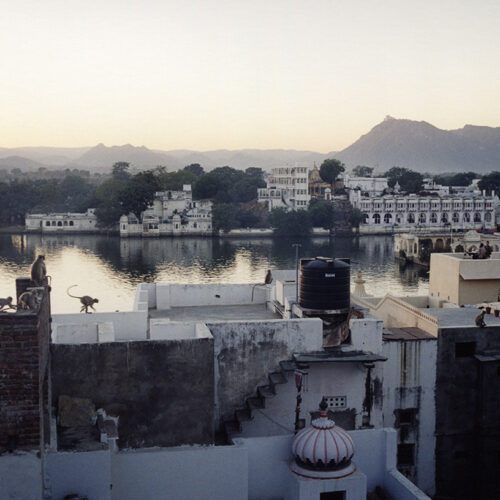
[66, 285, 99, 313]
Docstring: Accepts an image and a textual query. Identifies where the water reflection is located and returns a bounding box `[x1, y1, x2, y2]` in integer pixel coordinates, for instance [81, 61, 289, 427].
[0, 234, 429, 313]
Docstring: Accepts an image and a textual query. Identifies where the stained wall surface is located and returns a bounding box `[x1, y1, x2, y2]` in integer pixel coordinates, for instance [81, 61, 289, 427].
[51, 337, 214, 448]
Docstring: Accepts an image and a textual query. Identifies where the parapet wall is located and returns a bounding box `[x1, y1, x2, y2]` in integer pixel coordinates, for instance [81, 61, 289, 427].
[51, 336, 215, 448]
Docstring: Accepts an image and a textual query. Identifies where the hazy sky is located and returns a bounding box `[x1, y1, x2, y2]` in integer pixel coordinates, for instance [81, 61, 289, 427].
[1, 0, 499, 152]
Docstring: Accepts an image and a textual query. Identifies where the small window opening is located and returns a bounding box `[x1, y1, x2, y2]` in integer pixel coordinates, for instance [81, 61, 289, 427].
[455, 341, 476, 358]
[397, 443, 415, 466]
[320, 492, 346, 500]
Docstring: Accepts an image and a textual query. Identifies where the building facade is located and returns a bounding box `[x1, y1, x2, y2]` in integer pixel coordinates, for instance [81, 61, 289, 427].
[26, 209, 98, 233]
[258, 166, 310, 211]
[120, 184, 213, 237]
[342, 174, 388, 195]
[351, 191, 497, 234]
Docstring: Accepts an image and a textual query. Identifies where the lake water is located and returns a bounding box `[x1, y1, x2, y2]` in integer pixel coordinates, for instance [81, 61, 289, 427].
[0, 234, 429, 314]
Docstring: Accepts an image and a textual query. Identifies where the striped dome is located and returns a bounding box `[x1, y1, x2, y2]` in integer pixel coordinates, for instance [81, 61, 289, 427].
[291, 398, 356, 479]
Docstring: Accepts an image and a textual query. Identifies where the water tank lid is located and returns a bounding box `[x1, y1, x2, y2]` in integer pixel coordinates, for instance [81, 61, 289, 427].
[302, 257, 349, 269]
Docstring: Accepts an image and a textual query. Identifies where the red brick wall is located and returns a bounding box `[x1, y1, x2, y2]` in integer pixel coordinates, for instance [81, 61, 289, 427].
[0, 278, 51, 452]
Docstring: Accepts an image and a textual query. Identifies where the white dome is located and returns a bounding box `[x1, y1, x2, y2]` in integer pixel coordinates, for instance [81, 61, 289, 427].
[291, 399, 355, 479]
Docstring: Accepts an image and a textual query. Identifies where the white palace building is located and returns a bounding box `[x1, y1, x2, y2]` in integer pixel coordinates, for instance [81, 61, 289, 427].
[350, 189, 498, 234]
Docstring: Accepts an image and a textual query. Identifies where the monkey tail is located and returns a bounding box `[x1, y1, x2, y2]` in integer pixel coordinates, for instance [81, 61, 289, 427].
[66, 285, 82, 299]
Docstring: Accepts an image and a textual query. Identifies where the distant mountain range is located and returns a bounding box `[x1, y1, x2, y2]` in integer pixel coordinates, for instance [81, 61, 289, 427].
[2, 117, 499, 174]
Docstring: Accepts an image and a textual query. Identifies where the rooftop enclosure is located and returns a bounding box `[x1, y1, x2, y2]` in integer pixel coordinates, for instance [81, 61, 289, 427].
[429, 252, 500, 305]
[0, 428, 429, 500]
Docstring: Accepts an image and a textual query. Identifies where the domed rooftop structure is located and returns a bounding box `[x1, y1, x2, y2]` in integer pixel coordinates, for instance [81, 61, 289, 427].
[291, 398, 356, 479]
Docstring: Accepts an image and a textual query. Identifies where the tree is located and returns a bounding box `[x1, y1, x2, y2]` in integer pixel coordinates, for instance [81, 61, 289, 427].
[212, 203, 238, 232]
[384, 167, 423, 194]
[112, 162, 131, 181]
[93, 177, 129, 228]
[319, 159, 345, 185]
[352, 165, 373, 177]
[157, 170, 198, 191]
[245, 167, 264, 179]
[183, 163, 204, 177]
[307, 199, 335, 230]
[434, 172, 478, 187]
[349, 208, 364, 233]
[478, 172, 500, 195]
[119, 171, 161, 219]
[269, 208, 312, 237]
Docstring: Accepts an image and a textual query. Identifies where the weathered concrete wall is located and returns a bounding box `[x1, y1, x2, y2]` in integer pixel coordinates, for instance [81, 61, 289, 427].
[435, 326, 500, 499]
[207, 319, 322, 423]
[52, 310, 148, 341]
[51, 338, 214, 448]
[111, 445, 247, 500]
[382, 338, 437, 496]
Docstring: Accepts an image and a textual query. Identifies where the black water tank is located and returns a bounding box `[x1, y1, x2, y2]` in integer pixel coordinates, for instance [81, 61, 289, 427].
[299, 257, 350, 312]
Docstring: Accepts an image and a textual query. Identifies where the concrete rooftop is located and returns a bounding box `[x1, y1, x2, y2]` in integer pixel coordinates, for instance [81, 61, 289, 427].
[149, 304, 280, 322]
[426, 307, 500, 328]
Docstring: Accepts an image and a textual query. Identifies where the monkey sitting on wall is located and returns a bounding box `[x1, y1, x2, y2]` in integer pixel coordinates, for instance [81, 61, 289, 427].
[475, 309, 487, 328]
[17, 289, 43, 311]
[66, 285, 99, 313]
[30, 255, 47, 286]
[0, 297, 16, 312]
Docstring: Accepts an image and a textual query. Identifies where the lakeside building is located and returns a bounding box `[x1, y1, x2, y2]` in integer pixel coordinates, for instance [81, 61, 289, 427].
[25, 209, 98, 233]
[258, 166, 310, 211]
[350, 190, 497, 234]
[120, 184, 213, 237]
[342, 174, 388, 195]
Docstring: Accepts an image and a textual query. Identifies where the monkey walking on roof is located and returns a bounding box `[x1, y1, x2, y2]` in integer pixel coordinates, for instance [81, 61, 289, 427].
[67, 285, 99, 313]
[0, 297, 16, 312]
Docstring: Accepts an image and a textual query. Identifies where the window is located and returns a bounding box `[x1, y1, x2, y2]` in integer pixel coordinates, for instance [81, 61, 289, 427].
[464, 212, 470, 222]
[441, 213, 448, 223]
[455, 341, 476, 358]
[419, 213, 426, 223]
[373, 213, 380, 224]
[384, 213, 392, 224]
[395, 408, 417, 427]
[52, 221, 56, 226]
[45, 221, 50, 226]
[362, 213, 369, 224]
[407, 213, 415, 224]
[485, 212, 492, 222]
[320, 492, 346, 500]
[474, 213, 481, 223]
[57, 221, 62, 227]
[64, 221, 68, 226]
[397, 443, 415, 466]
[69, 221, 74, 226]
[430, 213, 437, 223]
[122, 224, 126, 230]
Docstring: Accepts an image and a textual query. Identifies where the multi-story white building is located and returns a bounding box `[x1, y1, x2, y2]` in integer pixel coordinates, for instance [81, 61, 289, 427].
[350, 190, 497, 234]
[342, 174, 388, 195]
[25, 209, 98, 232]
[258, 166, 310, 211]
[120, 184, 212, 237]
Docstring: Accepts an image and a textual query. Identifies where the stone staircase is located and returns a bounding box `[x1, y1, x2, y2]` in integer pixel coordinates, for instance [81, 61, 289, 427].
[222, 358, 308, 443]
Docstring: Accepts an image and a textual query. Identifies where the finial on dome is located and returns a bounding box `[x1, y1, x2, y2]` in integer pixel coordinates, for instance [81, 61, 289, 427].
[319, 397, 328, 415]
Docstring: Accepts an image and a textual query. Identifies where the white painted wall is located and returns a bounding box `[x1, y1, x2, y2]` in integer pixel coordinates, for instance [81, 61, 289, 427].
[349, 317, 383, 354]
[156, 283, 269, 310]
[149, 320, 212, 340]
[236, 428, 429, 500]
[47, 450, 111, 500]
[111, 445, 248, 500]
[52, 310, 148, 341]
[0, 452, 41, 500]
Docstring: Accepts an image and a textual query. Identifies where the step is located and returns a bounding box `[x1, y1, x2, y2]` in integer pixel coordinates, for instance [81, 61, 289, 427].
[235, 408, 251, 423]
[258, 385, 275, 398]
[279, 360, 297, 372]
[247, 397, 265, 411]
[269, 372, 287, 385]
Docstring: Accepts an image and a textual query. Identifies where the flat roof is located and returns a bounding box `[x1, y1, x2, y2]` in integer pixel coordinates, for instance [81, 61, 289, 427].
[426, 307, 500, 328]
[383, 327, 435, 341]
[149, 304, 280, 322]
